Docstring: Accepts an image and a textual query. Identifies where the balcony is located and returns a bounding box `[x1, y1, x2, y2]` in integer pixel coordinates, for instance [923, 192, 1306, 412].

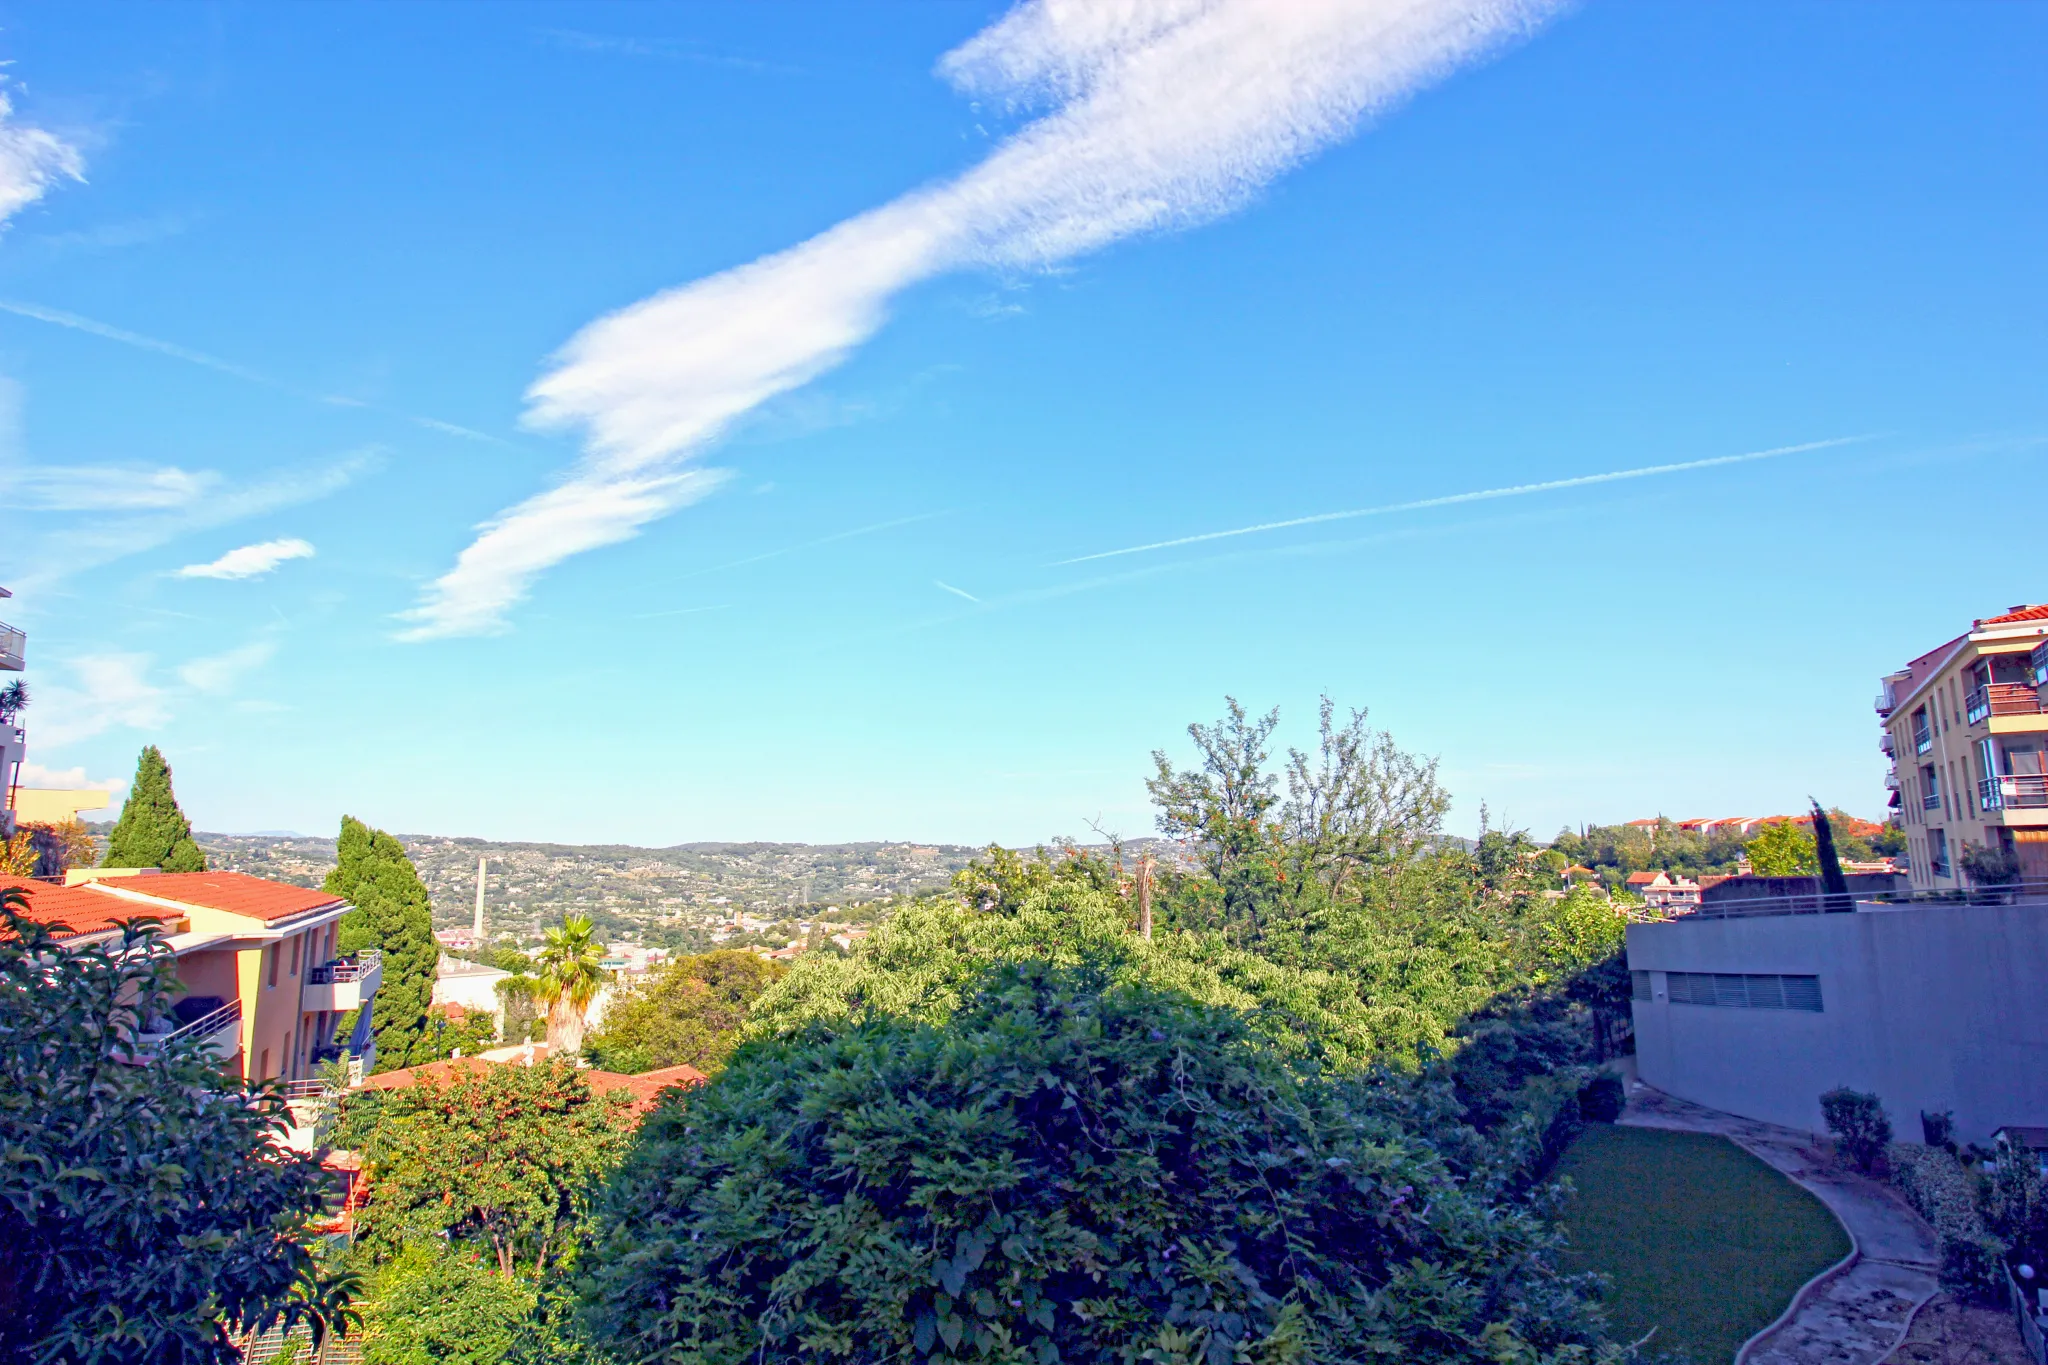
[0, 620, 21, 671]
[1914, 724, 1933, 755]
[1923, 790, 1942, 812]
[1879, 732, 1895, 758]
[1967, 683, 2045, 726]
[140, 998, 242, 1061]
[1875, 691, 1896, 718]
[1884, 769, 1900, 791]
[1980, 775, 2048, 811]
[302, 949, 382, 1012]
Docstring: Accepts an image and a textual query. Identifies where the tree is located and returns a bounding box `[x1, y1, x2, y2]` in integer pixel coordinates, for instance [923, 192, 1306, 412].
[749, 886, 1466, 1074]
[1745, 820, 1819, 876]
[101, 745, 206, 871]
[1535, 884, 1627, 980]
[326, 817, 439, 1072]
[584, 949, 787, 1074]
[1146, 697, 1285, 944]
[333, 1061, 631, 1280]
[0, 891, 353, 1363]
[584, 959, 1632, 1364]
[1281, 696, 1450, 902]
[535, 916, 606, 1056]
[1819, 1087, 1891, 1173]
[358, 1243, 538, 1365]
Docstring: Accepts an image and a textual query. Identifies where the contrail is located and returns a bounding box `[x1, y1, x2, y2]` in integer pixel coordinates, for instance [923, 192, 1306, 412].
[933, 580, 981, 604]
[0, 298, 512, 446]
[673, 511, 952, 582]
[1052, 436, 1873, 566]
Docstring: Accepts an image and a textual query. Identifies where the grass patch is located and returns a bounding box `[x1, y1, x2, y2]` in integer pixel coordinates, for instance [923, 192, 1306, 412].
[1554, 1124, 1850, 1364]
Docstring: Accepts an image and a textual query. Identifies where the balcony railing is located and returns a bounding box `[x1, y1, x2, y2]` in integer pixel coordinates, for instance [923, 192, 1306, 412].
[0, 620, 21, 671]
[141, 999, 242, 1049]
[1914, 725, 1933, 755]
[1884, 769, 1900, 791]
[1923, 790, 1942, 812]
[1876, 692, 1896, 717]
[1980, 774, 2048, 811]
[1967, 683, 2044, 726]
[1880, 732, 1895, 758]
[307, 949, 382, 985]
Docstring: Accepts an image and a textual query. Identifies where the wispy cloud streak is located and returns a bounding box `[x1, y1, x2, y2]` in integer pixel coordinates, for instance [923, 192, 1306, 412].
[0, 299, 512, 445]
[934, 580, 981, 604]
[405, 0, 1567, 639]
[0, 85, 83, 228]
[1053, 436, 1872, 565]
[176, 538, 316, 580]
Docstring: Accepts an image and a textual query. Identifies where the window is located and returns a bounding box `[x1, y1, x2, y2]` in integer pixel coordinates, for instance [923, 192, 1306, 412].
[1913, 707, 1933, 754]
[1665, 972, 1822, 1011]
[1931, 828, 1951, 878]
[283, 1031, 293, 1079]
[259, 1048, 271, 1080]
[266, 945, 278, 989]
[1922, 764, 1941, 811]
[1631, 970, 1651, 1001]
[289, 934, 301, 977]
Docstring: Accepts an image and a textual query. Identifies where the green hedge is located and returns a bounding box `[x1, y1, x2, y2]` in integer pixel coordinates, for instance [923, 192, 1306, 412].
[1890, 1144, 2006, 1302]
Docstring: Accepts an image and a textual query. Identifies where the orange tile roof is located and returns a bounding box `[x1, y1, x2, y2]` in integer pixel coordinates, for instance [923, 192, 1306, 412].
[91, 871, 345, 923]
[0, 878, 183, 940]
[359, 1054, 708, 1116]
[1981, 604, 2048, 626]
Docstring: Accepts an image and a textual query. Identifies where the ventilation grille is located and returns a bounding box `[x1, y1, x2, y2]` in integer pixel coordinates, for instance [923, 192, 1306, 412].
[1665, 971, 1823, 1012]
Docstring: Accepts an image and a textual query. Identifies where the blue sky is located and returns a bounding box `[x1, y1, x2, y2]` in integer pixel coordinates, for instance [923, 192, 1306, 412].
[1, 1, 2042, 846]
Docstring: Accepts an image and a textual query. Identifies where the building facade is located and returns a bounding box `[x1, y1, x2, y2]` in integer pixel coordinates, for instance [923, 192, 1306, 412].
[57, 869, 383, 1083]
[1629, 898, 2048, 1144]
[1878, 604, 2048, 888]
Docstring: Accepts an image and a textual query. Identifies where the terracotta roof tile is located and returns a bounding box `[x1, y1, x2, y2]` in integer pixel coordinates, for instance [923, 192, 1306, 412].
[0, 879, 183, 940]
[1981, 604, 2048, 625]
[90, 871, 344, 923]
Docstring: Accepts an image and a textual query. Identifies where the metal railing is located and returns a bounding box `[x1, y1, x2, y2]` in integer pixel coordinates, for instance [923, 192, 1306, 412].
[1678, 878, 2048, 920]
[0, 620, 21, 669]
[1923, 790, 1942, 811]
[1914, 725, 1933, 755]
[1876, 692, 1896, 717]
[144, 999, 242, 1045]
[306, 949, 381, 985]
[1968, 683, 2045, 726]
[1982, 775, 2048, 811]
[1880, 732, 1895, 757]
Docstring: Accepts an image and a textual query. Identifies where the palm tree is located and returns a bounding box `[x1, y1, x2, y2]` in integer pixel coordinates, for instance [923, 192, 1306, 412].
[536, 915, 607, 1057]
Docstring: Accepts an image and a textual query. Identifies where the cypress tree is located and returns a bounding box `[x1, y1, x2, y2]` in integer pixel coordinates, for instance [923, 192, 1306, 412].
[326, 816, 439, 1072]
[101, 746, 206, 871]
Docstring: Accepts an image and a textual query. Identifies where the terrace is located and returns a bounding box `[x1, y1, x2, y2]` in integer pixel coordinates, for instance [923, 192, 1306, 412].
[302, 949, 382, 1012]
[0, 619, 22, 672]
[140, 997, 242, 1061]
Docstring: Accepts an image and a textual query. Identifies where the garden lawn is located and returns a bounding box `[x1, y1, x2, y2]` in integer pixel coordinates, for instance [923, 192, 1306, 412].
[1554, 1124, 1850, 1365]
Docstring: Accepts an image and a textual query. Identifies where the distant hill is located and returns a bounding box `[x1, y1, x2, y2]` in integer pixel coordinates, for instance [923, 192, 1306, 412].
[167, 830, 990, 939]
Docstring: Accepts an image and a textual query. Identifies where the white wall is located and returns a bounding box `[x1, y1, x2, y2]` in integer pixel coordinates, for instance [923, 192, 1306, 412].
[1629, 900, 2048, 1143]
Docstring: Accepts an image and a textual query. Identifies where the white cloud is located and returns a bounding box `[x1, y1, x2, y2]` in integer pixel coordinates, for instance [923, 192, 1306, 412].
[2, 450, 374, 588]
[18, 761, 124, 792]
[32, 654, 167, 748]
[0, 84, 83, 229]
[5, 462, 221, 511]
[176, 641, 276, 693]
[404, 0, 1562, 639]
[175, 538, 316, 580]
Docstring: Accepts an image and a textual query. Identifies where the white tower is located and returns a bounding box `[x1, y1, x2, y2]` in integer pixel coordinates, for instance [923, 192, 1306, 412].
[472, 856, 486, 942]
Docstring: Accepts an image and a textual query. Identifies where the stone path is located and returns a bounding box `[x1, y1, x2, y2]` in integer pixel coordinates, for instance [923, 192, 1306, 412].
[1620, 1083, 1942, 1365]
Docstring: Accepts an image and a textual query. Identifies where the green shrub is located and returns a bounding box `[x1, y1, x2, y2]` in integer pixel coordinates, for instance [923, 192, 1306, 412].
[1820, 1088, 1891, 1173]
[584, 960, 1634, 1364]
[1579, 1073, 1626, 1123]
[747, 888, 1441, 1072]
[1890, 1144, 2006, 1302]
[361, 1243, 535, 1365]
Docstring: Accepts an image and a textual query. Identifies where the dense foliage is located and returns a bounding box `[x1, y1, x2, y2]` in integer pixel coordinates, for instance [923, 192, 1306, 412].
[326, 817, 440, 1072]
[584, 948, 787, 1074]
[1745, 822, 1819, 877]
[333, 1060, 632, 1280]
[1552, 813, 1900, 883]
[101, 744, 206, 872]
[1819, 1087, 1890, 1172]
[750, 887, 1416, 1073]
[587, 960, 1630, 1365]
[0, 893, 348, 1364]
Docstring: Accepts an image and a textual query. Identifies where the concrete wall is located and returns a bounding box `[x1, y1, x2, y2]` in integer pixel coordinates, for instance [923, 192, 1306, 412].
[1629, 901, 2048, 1143]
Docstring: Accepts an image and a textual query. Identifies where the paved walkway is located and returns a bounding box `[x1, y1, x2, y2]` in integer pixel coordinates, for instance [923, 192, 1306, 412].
[1620, 1082, 1941, 1365]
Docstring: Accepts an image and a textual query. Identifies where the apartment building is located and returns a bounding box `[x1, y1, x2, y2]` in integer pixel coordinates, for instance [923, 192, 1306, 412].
[0, 585, 24, 840]
[25, 869, 385, 1083]
[1877, 604, 2048, 888]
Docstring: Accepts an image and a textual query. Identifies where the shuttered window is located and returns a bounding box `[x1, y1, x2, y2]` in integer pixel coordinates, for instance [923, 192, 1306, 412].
[1631, 970, 1651, 1001]
[1665, 971, 1822, 1012]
